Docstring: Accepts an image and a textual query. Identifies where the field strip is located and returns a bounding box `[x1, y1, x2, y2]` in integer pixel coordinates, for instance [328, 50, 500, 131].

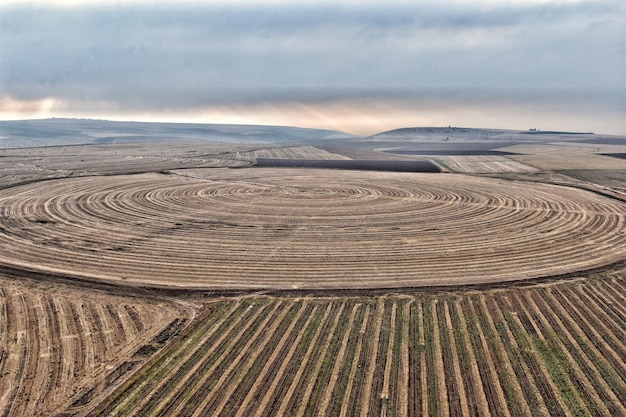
[54, 298, 76, 384]
[115, 306, 137, 342]
[418, 301, 429, 417]
[250, 304, 319, 416]
[505, 293, 574, 417]
[126, 302, 245, 416]
[0, 289, 7, 376]
[273, 303, 334, 416]
[11, 293, 40, 417]
[469, 297, 514, 417]
[397, 301, 410, 417]
[75, 302, 97, 372]
[0, 292, 29, 415]
[294, 302, 347, 417]
[447, 300, 481, 414]
[543, 288, 626, 413]
[94, 305, 115, 355]
[524, 291, 594, 415]
[338, 305, 371, 417]
[444, 301, 471, 416]
[564, 286, 626, 359]
[481, 295, 534, 415]
[222, 302, 311, 415]
[360, 298, 385, 417]
[535, 289, 620, 416]
[0, 275, 185, 417]
[555, 288, 626, 379]
[27, 295, 54, 416]
[489, 294, 550, 416]
[603, 278, 626, 305]
[233, 302, 308, 415]
[71, 272, 626, 417]
[431, 300, 450, 417]
[195, 302, 297, 416]
[160, 302, 277, 417]
[317, 303, 360, 416]
[550, 288, 626, 394]
[454, 299, 491, 417]
[582, 284, 626, 333]
[381, 302, 397, 402]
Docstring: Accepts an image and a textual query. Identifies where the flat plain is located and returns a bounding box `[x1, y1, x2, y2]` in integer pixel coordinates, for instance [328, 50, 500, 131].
[0, 120, 625, 416]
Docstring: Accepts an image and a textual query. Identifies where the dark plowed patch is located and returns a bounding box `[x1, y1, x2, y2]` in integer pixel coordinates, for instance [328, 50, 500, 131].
[383, 150, 521, 156]
[600, 153, 626, 160]
[255, 159, 441, 172]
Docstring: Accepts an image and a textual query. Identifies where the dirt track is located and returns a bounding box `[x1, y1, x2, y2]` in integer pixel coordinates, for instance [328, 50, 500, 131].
[0, 168, 624, 290]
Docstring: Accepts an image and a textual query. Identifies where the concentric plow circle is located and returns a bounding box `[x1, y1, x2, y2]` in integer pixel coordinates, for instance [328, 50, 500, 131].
[0, 168, 624, 289]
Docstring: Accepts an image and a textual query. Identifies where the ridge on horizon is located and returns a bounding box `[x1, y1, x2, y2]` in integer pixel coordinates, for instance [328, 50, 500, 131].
[0, 118, 605, 138]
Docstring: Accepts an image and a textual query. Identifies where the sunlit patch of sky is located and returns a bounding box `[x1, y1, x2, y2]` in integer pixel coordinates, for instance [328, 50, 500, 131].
[1, 0, 624, 135]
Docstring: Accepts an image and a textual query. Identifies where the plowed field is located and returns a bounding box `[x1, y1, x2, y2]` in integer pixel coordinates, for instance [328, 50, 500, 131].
[0, 168, 624, 289]
[0, 274, 188, 417]
[90, 272, 626, 417]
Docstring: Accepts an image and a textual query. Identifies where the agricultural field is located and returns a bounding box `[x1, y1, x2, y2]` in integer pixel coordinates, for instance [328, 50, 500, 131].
[1, 169, 625, 289]
[218, 145, 353, 162]
[428, 155, 539, 174]
[0, 273, 191, 417]
[498, 144, 626, 172]
[0, 120, 625, 416]
[89, 271, 626, 417]
[0, 142, 262, 189]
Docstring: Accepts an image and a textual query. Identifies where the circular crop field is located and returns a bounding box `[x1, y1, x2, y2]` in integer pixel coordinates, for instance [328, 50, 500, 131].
[0, 168, 624, 289]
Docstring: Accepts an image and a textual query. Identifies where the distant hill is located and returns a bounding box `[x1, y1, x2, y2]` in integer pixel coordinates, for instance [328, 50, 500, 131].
[0, 118, 360, 149]
[369, 127, 528, 141]
[368, 126, 599, 142]
[351, 126, 623, 157]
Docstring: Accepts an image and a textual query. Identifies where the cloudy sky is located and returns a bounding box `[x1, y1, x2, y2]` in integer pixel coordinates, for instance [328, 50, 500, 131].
[1, 0, 624, 135]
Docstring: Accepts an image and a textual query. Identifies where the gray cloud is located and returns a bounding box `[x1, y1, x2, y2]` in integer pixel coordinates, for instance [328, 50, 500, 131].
[0, 1, 624, 132]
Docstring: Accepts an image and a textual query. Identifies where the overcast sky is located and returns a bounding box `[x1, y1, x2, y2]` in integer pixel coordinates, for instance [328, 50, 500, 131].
[1, 0, 624, 135]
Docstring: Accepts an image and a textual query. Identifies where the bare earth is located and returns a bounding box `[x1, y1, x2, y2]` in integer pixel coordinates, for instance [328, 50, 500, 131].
[0, 168, 624, 290]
